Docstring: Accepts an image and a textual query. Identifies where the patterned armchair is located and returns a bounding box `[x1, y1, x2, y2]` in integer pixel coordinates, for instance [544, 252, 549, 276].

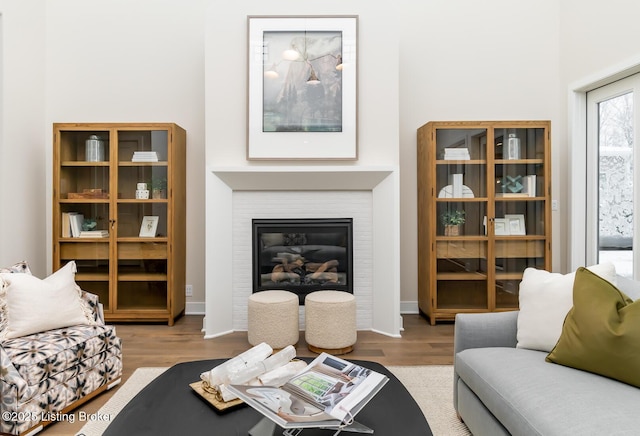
[0, 262, 122, 435]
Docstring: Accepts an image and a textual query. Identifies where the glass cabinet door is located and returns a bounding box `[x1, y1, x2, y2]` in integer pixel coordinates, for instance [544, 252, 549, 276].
[434, 128, 489, 311]
[493, 127, 547, 308]
[54, 122, 185, 324]
[56, 129, 111, 309]
[116, 129, 169, 311]
[418, 120, 550, 324]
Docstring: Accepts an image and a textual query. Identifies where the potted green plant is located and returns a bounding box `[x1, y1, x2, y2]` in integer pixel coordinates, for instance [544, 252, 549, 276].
[441, 210, 466, 236]
[150, 177, 167, 199]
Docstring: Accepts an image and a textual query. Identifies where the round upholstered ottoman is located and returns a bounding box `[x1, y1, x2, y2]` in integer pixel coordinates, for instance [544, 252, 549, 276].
[248, 290, 299, 349]
[305, 291, 357, 354]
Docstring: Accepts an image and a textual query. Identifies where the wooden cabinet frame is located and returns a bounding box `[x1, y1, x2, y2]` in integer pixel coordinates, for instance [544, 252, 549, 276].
[417, 121, 551, 324]
[53, 123, 186, 325]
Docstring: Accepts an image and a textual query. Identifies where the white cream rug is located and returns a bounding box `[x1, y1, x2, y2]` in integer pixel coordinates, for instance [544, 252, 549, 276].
[77, 367, 168, 436]
[78, 365, 470, 436]
[388, 365, 471, 436]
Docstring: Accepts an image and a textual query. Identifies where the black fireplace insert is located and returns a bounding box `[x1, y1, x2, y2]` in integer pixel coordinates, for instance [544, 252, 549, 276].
[252, 218, 353, 303]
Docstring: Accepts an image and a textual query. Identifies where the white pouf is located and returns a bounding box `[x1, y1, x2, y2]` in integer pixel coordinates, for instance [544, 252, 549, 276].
[305, 291, 357, 354]
[248, 290, 299, 349]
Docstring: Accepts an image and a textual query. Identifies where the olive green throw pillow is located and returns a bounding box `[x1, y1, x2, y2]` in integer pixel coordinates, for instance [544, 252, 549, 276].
[546, 267, 640, 387]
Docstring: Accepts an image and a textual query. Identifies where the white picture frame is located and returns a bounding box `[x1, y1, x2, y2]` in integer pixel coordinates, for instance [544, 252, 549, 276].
[505, 214, 526, 236]
[139, 216, 159, 237]
[494, 218, 509, 236]
[247, 15, 358, 160]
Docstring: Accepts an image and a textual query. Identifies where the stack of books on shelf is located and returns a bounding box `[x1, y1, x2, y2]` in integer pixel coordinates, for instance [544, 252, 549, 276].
[61, 213, 109, 238]
[79, 230, 109, 238]
[443, 147, 470, 160]
[61, 212, 84, 238]
[132, 151, 159, 162]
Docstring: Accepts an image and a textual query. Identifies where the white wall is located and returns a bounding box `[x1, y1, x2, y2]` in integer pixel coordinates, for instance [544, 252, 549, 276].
[205, 0, 400, 166]
[560, 1, 640, 82]
[5, 0, 640, 312]
[397, 0, 562, 305]
[41, 0, 207, 306]
[0, 1, 46, 275]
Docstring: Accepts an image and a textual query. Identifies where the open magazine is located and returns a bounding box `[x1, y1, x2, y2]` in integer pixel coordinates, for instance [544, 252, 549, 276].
[227, 353, 389, 430]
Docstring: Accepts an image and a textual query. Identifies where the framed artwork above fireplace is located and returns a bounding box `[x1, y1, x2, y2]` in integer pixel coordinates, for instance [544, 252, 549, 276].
[246, 15, 358, 160]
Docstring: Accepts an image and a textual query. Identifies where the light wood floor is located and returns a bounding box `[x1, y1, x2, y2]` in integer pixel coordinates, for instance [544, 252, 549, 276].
[41, 314, 454, 435]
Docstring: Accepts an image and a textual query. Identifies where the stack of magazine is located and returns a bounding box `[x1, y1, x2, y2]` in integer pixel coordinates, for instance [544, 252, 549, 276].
[227, 352, 388, 432]
[131, 151, 158, 162]
[443, 147, 470, 160]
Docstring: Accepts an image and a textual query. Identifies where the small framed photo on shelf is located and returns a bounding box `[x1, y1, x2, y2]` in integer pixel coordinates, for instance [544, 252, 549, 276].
[494, 218, 508, 236]
[505, 214, 526, 235]
[139, 216, 159, 237]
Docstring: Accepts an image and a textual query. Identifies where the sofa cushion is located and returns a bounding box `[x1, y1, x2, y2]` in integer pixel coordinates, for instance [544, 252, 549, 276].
[456, 347, 640, 435]
[615, 274, 640, 300]
[0, 261, 97, 340]
[516, 263, 616, 352]
[546, 267, 640, 388]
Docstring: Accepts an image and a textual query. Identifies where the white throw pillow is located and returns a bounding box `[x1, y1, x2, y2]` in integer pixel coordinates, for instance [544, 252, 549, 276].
[0, 261, 97, 340]
[0, 260, 32, 275]
[516, 263, 617, 352]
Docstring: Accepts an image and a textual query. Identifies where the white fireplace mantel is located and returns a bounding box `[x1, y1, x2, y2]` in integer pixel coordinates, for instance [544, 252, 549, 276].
[204, 165, 402, 339]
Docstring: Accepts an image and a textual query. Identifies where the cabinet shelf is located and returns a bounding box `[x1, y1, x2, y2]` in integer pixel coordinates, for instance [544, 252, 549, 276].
[59, 199, 111, 204]
[496, 272, 524, 280]
[437, 272, 487, 280]
[494, 235, 546, 241]
[118, 272, 168, 281]
[118, 161, 168, 167]
[436, 235, 488, 241]
[112, 307, 168, 313]
[53, 122, 186, 325]
[76, 272, 110, 281]
[495, 159, 544, 165]
[59, 237, 110, 242]
[436, 159, 487, 165]
[117, 237, 169, 243]
[61, 161, 110, 167]
[117, 199, 168, 204]
[494, 196, 545, 201]
[436, 198, 488, 203]
[418, 120, 551, 324]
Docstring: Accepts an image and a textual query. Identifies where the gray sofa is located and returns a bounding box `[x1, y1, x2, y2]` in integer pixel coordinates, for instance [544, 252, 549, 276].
[453, 275, 640, 436]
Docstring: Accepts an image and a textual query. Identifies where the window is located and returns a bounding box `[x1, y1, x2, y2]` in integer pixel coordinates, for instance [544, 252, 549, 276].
[585, 74, 640, 278]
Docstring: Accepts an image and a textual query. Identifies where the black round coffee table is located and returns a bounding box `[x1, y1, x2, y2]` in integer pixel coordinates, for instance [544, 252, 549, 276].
[103, 358, 432, 436]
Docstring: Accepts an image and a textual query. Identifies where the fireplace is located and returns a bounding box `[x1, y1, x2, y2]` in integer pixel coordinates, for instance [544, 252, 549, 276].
[252, 218, 354, 303]
[205, 166, 401, 338]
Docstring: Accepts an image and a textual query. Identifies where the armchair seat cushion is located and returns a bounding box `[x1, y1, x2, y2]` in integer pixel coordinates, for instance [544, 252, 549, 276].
[2, 323, 120, 391]
[1, 323, 122, 435]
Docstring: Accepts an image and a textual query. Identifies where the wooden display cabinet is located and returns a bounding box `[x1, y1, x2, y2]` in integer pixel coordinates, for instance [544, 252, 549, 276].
[417, 121, 551, 324]
[53, 123, 186, 325]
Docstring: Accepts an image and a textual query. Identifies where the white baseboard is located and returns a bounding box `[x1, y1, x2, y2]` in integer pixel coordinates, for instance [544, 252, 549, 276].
[400, 300, 419, 314]
[188, 301, 418, 317]
[185, 301, 205, 315]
